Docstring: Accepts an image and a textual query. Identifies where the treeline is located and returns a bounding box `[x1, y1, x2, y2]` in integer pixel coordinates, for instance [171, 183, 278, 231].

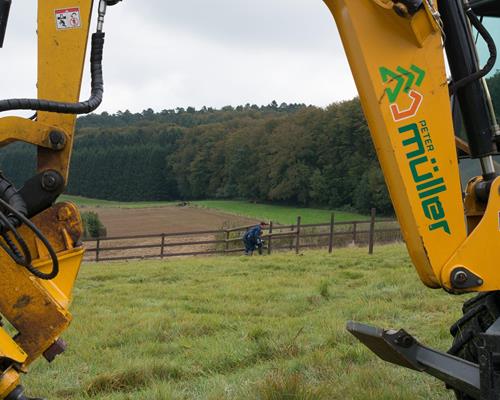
[73, 98, 392, 214]
[1, 72, 499, 216]
[0, 99, 393, 214]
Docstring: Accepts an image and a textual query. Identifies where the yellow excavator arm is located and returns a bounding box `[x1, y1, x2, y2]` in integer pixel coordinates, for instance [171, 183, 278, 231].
[324, 1, 500, 397]
[325, 0, 500, 293]
[0, 1, 114, 399]
[0, 0, 498, 399]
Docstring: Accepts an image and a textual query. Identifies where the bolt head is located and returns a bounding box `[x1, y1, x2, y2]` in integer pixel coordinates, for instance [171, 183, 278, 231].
[48, 131, 66, 150]
[453, 270, 468, 284]
[42, 175, 56, 187]
[41, 171, 61, 191]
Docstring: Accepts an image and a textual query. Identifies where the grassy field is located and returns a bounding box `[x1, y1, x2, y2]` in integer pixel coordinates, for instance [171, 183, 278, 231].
[60, 195, 369, 225]
[25, 244, 466, 400]
[191, 200, 368, 224]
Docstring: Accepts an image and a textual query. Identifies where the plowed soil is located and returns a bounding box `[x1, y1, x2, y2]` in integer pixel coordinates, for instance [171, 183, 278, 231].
[83, 205, 259, 237]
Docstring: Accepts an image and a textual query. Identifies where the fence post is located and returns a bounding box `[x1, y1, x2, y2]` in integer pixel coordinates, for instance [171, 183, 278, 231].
[369, 208, 376, 255]
[95, 238, 100, 262]
[160, 233, 166, 258]
[352, 222, 357, 245]
[225, 230, 230, 253]
[268, 221, 273, 255]
[295, 216, 301, 254]
[328, 213, 335, 254]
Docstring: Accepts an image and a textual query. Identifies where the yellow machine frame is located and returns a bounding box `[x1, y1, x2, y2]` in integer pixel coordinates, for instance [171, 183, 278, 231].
[0, 1, 93, 397]
[324, 0, 499, 292]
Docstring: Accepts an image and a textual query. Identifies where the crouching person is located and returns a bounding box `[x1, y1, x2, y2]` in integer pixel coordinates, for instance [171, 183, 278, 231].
[243, 222, 267, 255]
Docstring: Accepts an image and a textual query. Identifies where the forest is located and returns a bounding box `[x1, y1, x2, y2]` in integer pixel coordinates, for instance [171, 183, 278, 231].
[0, 72, 498, 216]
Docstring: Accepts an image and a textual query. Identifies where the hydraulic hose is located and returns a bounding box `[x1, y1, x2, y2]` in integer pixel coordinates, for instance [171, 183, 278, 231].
[0, 197, 59, 280]
[0, 0, 11, 48]
[449, 8, 497, 94]
[0, 175, 58, 280]
[0, 173, 27, 227]
[0, 32, 105, 114]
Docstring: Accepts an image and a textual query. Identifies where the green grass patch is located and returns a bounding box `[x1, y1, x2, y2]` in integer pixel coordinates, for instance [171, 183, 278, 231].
[192, 200, 368, 224]
[25, 244, 463, 400]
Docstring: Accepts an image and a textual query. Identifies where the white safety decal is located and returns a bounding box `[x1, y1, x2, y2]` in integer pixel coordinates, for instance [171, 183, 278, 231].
[55, 8, 81, 30]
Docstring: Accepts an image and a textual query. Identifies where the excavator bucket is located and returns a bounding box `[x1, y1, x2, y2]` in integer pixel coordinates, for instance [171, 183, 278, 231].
[347, 320, 500, 400]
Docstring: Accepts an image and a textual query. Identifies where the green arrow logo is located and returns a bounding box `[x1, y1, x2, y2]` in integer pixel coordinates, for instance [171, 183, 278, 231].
[380, 64, 426, 103]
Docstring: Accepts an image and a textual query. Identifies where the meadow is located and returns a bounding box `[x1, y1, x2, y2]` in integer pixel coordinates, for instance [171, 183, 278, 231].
[25, 244, 466, 399]
[191, 201, 368, 225]
[60, 195, 368, 225]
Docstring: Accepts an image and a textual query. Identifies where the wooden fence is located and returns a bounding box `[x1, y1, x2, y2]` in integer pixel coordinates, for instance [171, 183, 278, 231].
[83, 209, 402, 263]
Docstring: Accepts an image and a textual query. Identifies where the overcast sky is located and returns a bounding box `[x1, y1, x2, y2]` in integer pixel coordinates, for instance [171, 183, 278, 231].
[0, 2, 498, 114]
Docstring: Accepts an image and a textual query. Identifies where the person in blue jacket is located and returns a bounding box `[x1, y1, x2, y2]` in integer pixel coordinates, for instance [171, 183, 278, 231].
[243, 222, 267, 255]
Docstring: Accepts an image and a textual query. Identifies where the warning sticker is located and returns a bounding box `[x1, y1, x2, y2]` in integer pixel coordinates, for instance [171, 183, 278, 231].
[55, 8, 81, 30]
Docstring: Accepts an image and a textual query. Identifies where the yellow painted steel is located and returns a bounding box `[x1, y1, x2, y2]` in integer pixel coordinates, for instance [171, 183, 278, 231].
[0, 369, 21, 400]
[36, 0, 94, 180]
[0, 332, 27, 365]
[0, 117, 67, 149]
[324, 0, 468, 289]
[0, 1, 93, 397]
[440, 177, 500, 291]
[0, 202, 83, 374]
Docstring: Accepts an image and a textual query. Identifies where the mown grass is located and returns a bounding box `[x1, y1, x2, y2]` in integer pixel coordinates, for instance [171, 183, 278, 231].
[192, 200, 368, 224]
[24, 244, 466, 399]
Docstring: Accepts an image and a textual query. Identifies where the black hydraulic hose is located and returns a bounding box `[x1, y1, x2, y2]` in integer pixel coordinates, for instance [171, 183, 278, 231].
[0, 173, 27, 227]
[0, 0, 11, 48]
[0, 32, 105, 114]
[0, 221, 31, 267]
[2, 232, 25, 264]
[0, 197, 59, 280]
[449, 9, 497, 94]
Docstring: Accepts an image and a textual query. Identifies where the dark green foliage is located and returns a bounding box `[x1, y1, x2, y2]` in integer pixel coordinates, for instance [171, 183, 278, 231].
[0, 72, 498, 215]
[82, 211, 106, 238]
[67, 129, 181, 201]
[0, 142, 36, 188]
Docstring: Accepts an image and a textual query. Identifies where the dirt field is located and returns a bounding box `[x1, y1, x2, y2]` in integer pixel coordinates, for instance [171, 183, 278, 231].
[83, 205, 259, 237]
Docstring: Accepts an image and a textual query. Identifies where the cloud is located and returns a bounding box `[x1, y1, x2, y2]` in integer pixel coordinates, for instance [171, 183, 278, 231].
[127, 0, 337, 51]
[1, 2, 499, 115]
[0, 1, 358, 113]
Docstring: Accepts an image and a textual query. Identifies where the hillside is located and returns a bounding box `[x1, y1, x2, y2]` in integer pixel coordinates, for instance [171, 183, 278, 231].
[25, 245, 464, 400]
[0, 73, 498, 215]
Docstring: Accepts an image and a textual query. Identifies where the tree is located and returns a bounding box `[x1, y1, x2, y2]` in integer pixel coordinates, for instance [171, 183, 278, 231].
[82, 211, 106, 238]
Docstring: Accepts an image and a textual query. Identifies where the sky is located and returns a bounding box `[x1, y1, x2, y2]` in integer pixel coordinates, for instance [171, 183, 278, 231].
[0, 2, 498, 115]
[478, 20, 500, 77]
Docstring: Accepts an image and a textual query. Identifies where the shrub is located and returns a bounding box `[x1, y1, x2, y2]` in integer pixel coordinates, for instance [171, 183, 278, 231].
[82, 211, 107, 238]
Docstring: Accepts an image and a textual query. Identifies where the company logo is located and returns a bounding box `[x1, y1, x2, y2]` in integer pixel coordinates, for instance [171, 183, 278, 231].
[399, 122, 450, 235]
[380, 65, 426, 122]
[380, 64, 450, 234]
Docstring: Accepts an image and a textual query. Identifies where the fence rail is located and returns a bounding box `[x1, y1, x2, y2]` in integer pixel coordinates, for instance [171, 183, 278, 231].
[83, 208, 402, 262]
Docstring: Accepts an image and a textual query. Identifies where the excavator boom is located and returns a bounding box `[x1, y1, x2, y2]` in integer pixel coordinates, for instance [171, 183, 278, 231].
[324, 0, 500, 397]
